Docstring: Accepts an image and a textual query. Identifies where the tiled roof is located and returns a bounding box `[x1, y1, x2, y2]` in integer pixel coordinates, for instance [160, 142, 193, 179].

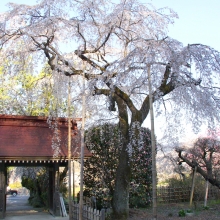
[0, 115, 92, 160]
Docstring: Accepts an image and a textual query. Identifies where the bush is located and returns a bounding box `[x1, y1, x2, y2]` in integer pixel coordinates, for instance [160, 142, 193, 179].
[178, 209, 186, 217]
[84, 123, 152, 209]
[130, 127, 152, 207]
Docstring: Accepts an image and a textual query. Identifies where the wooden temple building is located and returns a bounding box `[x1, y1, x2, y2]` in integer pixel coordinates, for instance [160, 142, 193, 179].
[0, 114, 92, 219]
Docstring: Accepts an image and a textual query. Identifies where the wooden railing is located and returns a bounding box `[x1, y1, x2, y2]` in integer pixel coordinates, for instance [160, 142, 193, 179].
[71, 197, 109, 220]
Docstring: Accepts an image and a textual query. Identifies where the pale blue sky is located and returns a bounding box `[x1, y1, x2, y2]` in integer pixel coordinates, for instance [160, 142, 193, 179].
[151, 0, 220, 51]
[0, 0, 219, 51]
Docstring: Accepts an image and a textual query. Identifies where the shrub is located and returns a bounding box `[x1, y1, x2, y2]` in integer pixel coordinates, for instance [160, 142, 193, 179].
[84, 123, 152, 209]
[178, 209, 186, 217]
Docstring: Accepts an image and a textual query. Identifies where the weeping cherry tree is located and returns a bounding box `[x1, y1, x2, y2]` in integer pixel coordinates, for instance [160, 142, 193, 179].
[0, 0, 220, 219]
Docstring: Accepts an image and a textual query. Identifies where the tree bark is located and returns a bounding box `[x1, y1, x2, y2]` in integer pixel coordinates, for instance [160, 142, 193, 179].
[112, 95, 131, 220]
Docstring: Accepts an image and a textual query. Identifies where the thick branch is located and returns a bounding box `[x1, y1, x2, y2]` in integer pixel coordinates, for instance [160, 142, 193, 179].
[94, 87, 110, 96]
[75, 50, 105, 71]
[114, 86, 137, 113]
[139, 64, 175, 123]
[177, 150, 220, 189]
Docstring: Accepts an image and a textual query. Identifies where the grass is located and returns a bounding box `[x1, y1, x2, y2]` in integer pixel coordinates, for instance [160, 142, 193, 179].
[207, 199, 220, 206]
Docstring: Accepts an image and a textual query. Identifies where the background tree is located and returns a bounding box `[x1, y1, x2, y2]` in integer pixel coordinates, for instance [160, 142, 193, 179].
[21, 167, 49, 208]
[0, 61, 72, 207]
[176, 137, 220, 189]
[1, 0, 220, 219]
[0, 63, 56, 116]
[84, 123, 152, 209]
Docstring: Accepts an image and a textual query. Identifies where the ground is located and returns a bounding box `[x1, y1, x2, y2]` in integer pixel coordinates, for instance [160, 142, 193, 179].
[128, 202, 220, 220]
[6, 189, 220, 219]
[6, 194, 68, 220]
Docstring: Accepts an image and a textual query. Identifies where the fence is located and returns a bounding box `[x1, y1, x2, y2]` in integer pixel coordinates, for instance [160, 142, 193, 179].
[157, 186, 220, 203]
[157, 186, 191, 203]
[71, 198, 108, 220]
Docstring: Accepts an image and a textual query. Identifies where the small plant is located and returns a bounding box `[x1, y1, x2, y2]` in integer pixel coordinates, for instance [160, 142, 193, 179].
[203, 206, 209, 210]
[178, 209, 186, 217]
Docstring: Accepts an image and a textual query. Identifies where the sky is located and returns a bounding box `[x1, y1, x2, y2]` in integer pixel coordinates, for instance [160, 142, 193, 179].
[0, 0, 219, 143]
[0, 0, 219, 51]
[150, 0, 220, 51]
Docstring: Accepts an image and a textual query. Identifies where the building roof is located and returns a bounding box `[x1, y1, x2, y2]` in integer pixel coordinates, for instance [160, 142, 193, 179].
[0, 115, 92, 161]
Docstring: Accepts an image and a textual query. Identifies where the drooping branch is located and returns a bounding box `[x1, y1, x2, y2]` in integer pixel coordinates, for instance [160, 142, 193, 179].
[77, 22, 87, 52]
[87, 26, 113, 54]
[75, 18, 113, 71]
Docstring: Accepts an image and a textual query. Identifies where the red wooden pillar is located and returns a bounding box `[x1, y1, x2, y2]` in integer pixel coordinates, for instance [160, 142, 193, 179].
[0, 162, 6, 219]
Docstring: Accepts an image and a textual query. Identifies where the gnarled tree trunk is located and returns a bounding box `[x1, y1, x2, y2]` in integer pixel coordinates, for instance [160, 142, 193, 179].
[112, 95, 131, 220]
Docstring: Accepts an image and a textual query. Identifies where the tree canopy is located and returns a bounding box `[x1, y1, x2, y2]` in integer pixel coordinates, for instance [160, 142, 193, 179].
[0, 63, 56, 115]
[0, 0, 219, 130]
